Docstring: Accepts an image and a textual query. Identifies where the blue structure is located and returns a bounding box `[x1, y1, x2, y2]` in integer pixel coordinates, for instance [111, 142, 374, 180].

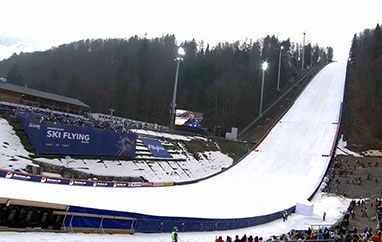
[17, 112, 137, 157]
[63, 205, 295, 233]
[141, 137, 172, 158]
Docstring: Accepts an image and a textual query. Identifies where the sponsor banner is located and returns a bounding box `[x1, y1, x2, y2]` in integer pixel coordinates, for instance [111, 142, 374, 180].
[17, 112, 137, 157]
[140, 138, 172, 158]
[128, 182, 142, 187]
[175, 109, 203, 127]
[69, 179, 94, 186]
[114, 182, 129, 188]
[142, 182, 154, 187]
[40, 177, 70, 184]
[4, 171, 41, 182]
[162, 181, 174, 186]
[0, 168, 175, 188]
[150, 181, 174, 187]
[153, 182, 164, 187]
[93, 181, 114, 187]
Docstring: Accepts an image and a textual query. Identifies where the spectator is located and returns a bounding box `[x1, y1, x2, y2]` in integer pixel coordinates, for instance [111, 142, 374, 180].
[234, 235, 241, 242]
[370, 232, 382, 242]
[317, 229, 323, 241]
[240, 234, 248, 242]
[351, 209, 356, 219]
[248, 235, 253, 242]
[171, 226, 178, 242]
[352, 225, 358, 234]
[216, 236, 224, 242]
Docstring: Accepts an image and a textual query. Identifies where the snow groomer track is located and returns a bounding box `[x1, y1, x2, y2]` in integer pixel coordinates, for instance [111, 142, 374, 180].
[0, 62, 347, 233]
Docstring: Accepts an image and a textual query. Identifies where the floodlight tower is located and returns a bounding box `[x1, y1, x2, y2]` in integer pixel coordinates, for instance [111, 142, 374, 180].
[259, 61, 268, 118]
[170, 47, 185, 129]
[277, 46, 284, 91]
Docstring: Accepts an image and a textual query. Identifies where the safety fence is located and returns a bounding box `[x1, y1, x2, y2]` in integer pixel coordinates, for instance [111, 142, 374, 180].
[64, 205, 296, 233]
[0, 168, 174, 188]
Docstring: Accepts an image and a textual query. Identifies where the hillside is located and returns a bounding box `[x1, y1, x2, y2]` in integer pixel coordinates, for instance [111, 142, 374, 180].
[0, 35, 332, 131]
[342, 24, 382, 152]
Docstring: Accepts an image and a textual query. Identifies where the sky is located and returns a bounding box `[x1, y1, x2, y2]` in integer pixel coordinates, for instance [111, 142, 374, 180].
[1, 0, 382, 61]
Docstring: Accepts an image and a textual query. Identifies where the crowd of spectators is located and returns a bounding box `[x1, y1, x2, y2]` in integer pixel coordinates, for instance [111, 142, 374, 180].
[320, 157, 380, 196]
[213, 222, 382, 242]
[212, 199, 382, 242]
[92, 118, 167, 133]
[214, 227, 335, 242]
[0, 101, 168, 133]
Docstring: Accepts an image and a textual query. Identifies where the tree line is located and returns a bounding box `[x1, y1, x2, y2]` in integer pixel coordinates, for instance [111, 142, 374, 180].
[0, 35, 332, 130]
[342, 23, 382, 151]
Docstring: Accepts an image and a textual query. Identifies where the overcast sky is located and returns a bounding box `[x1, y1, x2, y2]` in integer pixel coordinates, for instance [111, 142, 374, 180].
[1, 0, 382, 60]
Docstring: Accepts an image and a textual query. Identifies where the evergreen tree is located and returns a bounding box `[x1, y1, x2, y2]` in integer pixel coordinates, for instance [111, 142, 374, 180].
[0, 35, 330, 130]
[6, 65, 23, 85]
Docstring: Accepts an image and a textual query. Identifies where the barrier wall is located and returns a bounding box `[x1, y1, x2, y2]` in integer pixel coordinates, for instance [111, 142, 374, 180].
[17, 112, 137, 157]
[0, 169, 293, 232]
[64, 205, 295, 233]
[0, 168, 174, 188]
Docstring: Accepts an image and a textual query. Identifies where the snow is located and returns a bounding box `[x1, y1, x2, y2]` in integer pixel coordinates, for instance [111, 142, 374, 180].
[0, 118, 34, 171]
[0, 192, 349, 242]
[132, 128, 208, 142]
[0, 117, 233, 182]
[32, 150, 233, 182]
[335, 135, 362, 157]
[0, 62, 348, 220]
[41, 172, 63, 178]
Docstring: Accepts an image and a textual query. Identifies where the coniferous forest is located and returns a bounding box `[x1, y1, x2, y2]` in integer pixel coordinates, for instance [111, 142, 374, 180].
[0, 35, 332, 130]
[342, 24, 382, 151]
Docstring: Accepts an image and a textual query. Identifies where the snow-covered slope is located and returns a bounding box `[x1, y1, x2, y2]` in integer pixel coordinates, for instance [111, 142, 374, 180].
[33, 149, 232, 182]
[0, 117, 233, 182]
[0, 118, 34, 170]
[0, 61, 347, 219]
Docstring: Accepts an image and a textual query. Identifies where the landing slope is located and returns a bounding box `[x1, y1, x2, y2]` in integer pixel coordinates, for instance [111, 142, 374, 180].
[0, 62, 347, 219]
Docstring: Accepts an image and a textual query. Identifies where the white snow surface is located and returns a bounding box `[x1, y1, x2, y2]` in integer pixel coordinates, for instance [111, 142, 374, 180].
[0, 62, 347, 220]
[0, 118, 34, 170]
[132, 129, 208, 142]
[335, 135, 362, 157]
[32, 150, 232, 182]
[0, 192, 349, 242]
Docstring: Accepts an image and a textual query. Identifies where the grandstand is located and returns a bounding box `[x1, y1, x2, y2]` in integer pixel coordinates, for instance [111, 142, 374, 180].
[0, 82, 89, 114]
[89, 112, 169, 132]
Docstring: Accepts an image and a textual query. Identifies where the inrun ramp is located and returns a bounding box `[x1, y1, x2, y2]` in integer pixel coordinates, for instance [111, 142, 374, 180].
[0, 61, 347, 229]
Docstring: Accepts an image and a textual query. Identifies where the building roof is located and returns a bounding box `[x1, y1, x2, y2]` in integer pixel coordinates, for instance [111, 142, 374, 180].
[0, 82, 90, 108]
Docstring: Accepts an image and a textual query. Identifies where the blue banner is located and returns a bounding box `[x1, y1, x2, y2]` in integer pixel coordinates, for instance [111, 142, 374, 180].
[17, 112, 137, 157]
[140, 138, 172, 158]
